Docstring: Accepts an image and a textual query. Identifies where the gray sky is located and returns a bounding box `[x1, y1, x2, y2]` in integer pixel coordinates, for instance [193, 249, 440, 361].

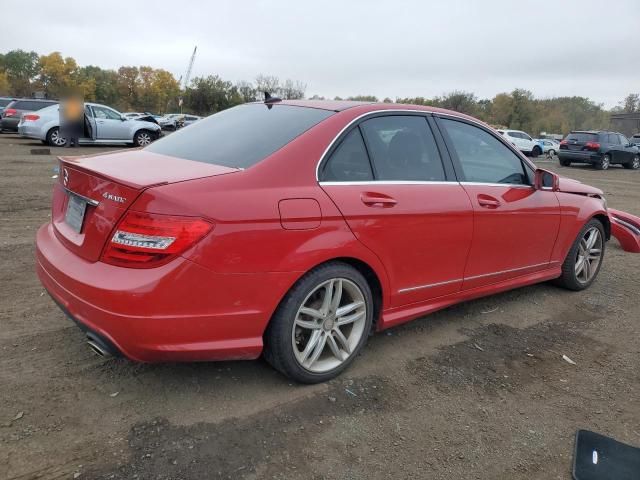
[2, 0, 638, 107]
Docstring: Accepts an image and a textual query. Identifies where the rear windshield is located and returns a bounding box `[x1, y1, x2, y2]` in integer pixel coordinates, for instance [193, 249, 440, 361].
[146, 104, 334, 168]
[565, 132, 599, 142]
[0, 99, 12, 107]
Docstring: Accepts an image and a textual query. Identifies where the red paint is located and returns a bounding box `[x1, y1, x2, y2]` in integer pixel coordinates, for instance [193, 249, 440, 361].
[35, 102, 619, 363]
[609, 208, 640, 253]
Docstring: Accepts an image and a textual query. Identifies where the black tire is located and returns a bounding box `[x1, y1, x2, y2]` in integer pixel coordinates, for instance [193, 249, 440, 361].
[133, 129, 154, 147]
[531, 146, 541, 158]
[554, 218, 605, 291]
[264, 261, 374, 383]
[559, 158, 571, 167]
[595, 154, 610, 170]
[623, 155, 640, 170]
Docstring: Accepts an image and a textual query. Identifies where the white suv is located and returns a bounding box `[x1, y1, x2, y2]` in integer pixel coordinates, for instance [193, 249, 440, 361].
[498, 129, 542, 157]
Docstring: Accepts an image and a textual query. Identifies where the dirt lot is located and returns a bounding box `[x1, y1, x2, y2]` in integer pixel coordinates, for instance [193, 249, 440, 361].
[1, 132, 639, 480]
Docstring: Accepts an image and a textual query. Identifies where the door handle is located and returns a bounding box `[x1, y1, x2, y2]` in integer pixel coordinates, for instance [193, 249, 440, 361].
[360, 192, 397, 208]
[477, 194, 501, 208]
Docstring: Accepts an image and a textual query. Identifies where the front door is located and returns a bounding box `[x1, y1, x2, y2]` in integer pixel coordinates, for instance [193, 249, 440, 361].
[319, 114, 473, 308]
[436, 117, 560, 290]
[91, 105, 129, 140]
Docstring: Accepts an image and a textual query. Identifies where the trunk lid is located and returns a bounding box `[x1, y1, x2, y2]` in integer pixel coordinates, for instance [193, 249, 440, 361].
[53, 150, 240, 262]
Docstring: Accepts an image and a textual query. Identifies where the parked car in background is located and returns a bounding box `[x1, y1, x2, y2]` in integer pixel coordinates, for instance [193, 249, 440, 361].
[123, 112, 144, 119]
[183, 114, 202, 127]
[558, 131, 640, 170]
[0, 97, 14, 116]
[36, 100, 614, 383]
[536, 138, 560, 156]
[630, 133, 640, 147]
[498, 129, 542, 157]
[18, 102, 161, 147]
[1, 98, 58, 132]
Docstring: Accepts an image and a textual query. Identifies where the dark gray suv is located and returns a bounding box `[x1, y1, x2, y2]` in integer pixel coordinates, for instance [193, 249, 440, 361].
[558, 130, 640, 170]
[0, 98, 58, 132]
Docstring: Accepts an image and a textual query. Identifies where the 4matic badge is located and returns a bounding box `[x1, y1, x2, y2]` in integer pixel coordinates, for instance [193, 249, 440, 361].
[102, 192, 127, 203]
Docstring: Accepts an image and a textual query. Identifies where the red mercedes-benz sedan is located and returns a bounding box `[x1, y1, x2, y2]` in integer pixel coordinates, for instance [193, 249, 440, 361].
[36, 99, 611, 383]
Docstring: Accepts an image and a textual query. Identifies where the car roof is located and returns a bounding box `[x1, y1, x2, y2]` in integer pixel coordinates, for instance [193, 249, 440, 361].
[255, 100, 483, 123]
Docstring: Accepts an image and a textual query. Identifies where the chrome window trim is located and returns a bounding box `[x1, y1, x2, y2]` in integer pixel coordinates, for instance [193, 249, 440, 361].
[460, 181, 534, 189]
[319, 180, 455, 186]
[397, 261, 558, 293]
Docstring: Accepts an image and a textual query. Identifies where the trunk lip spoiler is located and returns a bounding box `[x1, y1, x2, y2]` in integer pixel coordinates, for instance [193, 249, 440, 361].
[609, 208, 640, 253]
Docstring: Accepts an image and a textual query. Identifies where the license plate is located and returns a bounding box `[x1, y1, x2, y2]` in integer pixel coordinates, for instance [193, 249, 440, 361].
[65, 193, 87, 233]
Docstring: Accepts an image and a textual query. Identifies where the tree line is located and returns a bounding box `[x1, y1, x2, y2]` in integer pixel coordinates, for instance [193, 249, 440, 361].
[1, 49, 638, 135]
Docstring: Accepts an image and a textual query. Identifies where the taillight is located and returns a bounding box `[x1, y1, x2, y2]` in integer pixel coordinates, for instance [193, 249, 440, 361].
[560, 139, 568, 145]
[101, 211, 213, 268]
[4, 108, 17, 117]
[23, 114, 40, 121]
[585, 142, 601, 151]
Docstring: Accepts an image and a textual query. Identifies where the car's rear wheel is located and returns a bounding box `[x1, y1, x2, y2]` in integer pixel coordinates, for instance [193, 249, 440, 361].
[264, 262, 374, 383]
[133, 130, 153, 147]
[47, 127, 66, 147]
[623, 155, 640, 170]
[531, 145, 541, 158]
[559, 158, 571, 167]
[554, 219, 605, 291]
[548, 149, 556, 157]
[595, 154, 610, 170]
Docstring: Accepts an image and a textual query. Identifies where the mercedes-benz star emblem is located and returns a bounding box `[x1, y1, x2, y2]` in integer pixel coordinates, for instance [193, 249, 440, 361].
[63, 168, 69, 187]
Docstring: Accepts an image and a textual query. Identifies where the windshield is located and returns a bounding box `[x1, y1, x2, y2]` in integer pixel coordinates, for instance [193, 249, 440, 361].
[146, 104, 334, 168]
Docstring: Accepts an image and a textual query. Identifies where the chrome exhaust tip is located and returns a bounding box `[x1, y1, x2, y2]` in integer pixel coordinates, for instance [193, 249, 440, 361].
[87, 339, 112, 358]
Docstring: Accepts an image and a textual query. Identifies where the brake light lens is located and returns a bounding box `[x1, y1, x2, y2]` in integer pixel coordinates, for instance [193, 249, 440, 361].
[560, 139, 568, 145]
[23, 114, 40, 121]
[585, 142, 601, 151]
[102, 211, 213, 268]
[4, 108, 17, 117]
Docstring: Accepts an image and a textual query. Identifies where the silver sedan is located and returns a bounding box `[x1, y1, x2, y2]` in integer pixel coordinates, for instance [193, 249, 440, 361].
[18, 102, 162, 147]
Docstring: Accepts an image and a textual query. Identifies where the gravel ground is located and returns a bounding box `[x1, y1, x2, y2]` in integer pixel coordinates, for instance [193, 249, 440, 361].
[1, 133, 639, 480]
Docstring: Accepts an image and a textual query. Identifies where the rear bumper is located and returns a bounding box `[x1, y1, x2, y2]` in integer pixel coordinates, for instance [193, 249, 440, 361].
[1, 117, 19, 131]
[36, 222, 300, 362]
[558, 150, 601, 163]
[18, 123, 44, 139]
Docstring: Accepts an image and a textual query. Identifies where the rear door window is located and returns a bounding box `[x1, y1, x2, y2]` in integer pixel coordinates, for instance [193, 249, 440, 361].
[608, 134, 620, 145]
[441, 118, 528, 185]
[359, 115, 446, 181]
[146, 104, 333, 169]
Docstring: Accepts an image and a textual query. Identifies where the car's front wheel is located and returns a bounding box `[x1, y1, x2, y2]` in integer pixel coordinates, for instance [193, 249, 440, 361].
[623, 155, 640, 170]
[133, 130, 154, 147]
[47, 127, 67, 147]
[554, 219, 605, 291]
[264, 262, 374, 383]
[595, 154, 610, 170]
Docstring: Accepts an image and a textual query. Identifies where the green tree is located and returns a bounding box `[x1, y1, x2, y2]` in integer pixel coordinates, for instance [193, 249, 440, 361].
[1, 49, 39, 96]
[620, 93, 639, 113]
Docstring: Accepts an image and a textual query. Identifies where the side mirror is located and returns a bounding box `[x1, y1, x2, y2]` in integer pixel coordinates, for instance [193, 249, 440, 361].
[534, 168, 559, 191]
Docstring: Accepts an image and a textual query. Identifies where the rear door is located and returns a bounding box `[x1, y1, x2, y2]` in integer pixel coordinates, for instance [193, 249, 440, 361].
[436, 116, 560, 290]
[319, 114, 473, 308]
[617, 134, 634, 163]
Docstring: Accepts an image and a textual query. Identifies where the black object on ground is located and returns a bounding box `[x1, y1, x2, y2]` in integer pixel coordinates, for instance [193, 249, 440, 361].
[30, 148, 50, 155]
[573, 429, 640, 480]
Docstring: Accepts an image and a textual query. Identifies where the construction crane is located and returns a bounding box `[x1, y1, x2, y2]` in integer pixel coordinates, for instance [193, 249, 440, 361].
[179, 46, 197, 113]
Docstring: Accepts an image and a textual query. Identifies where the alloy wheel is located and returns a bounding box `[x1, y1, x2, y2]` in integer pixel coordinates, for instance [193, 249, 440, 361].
[291, 278, 367, 373]
[575, 227, 603, 284]
[51, 129, 66, 146]
[137, 132, 152, 146]
[601, 155, 610, 170]
[633, 156, 640, 169]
